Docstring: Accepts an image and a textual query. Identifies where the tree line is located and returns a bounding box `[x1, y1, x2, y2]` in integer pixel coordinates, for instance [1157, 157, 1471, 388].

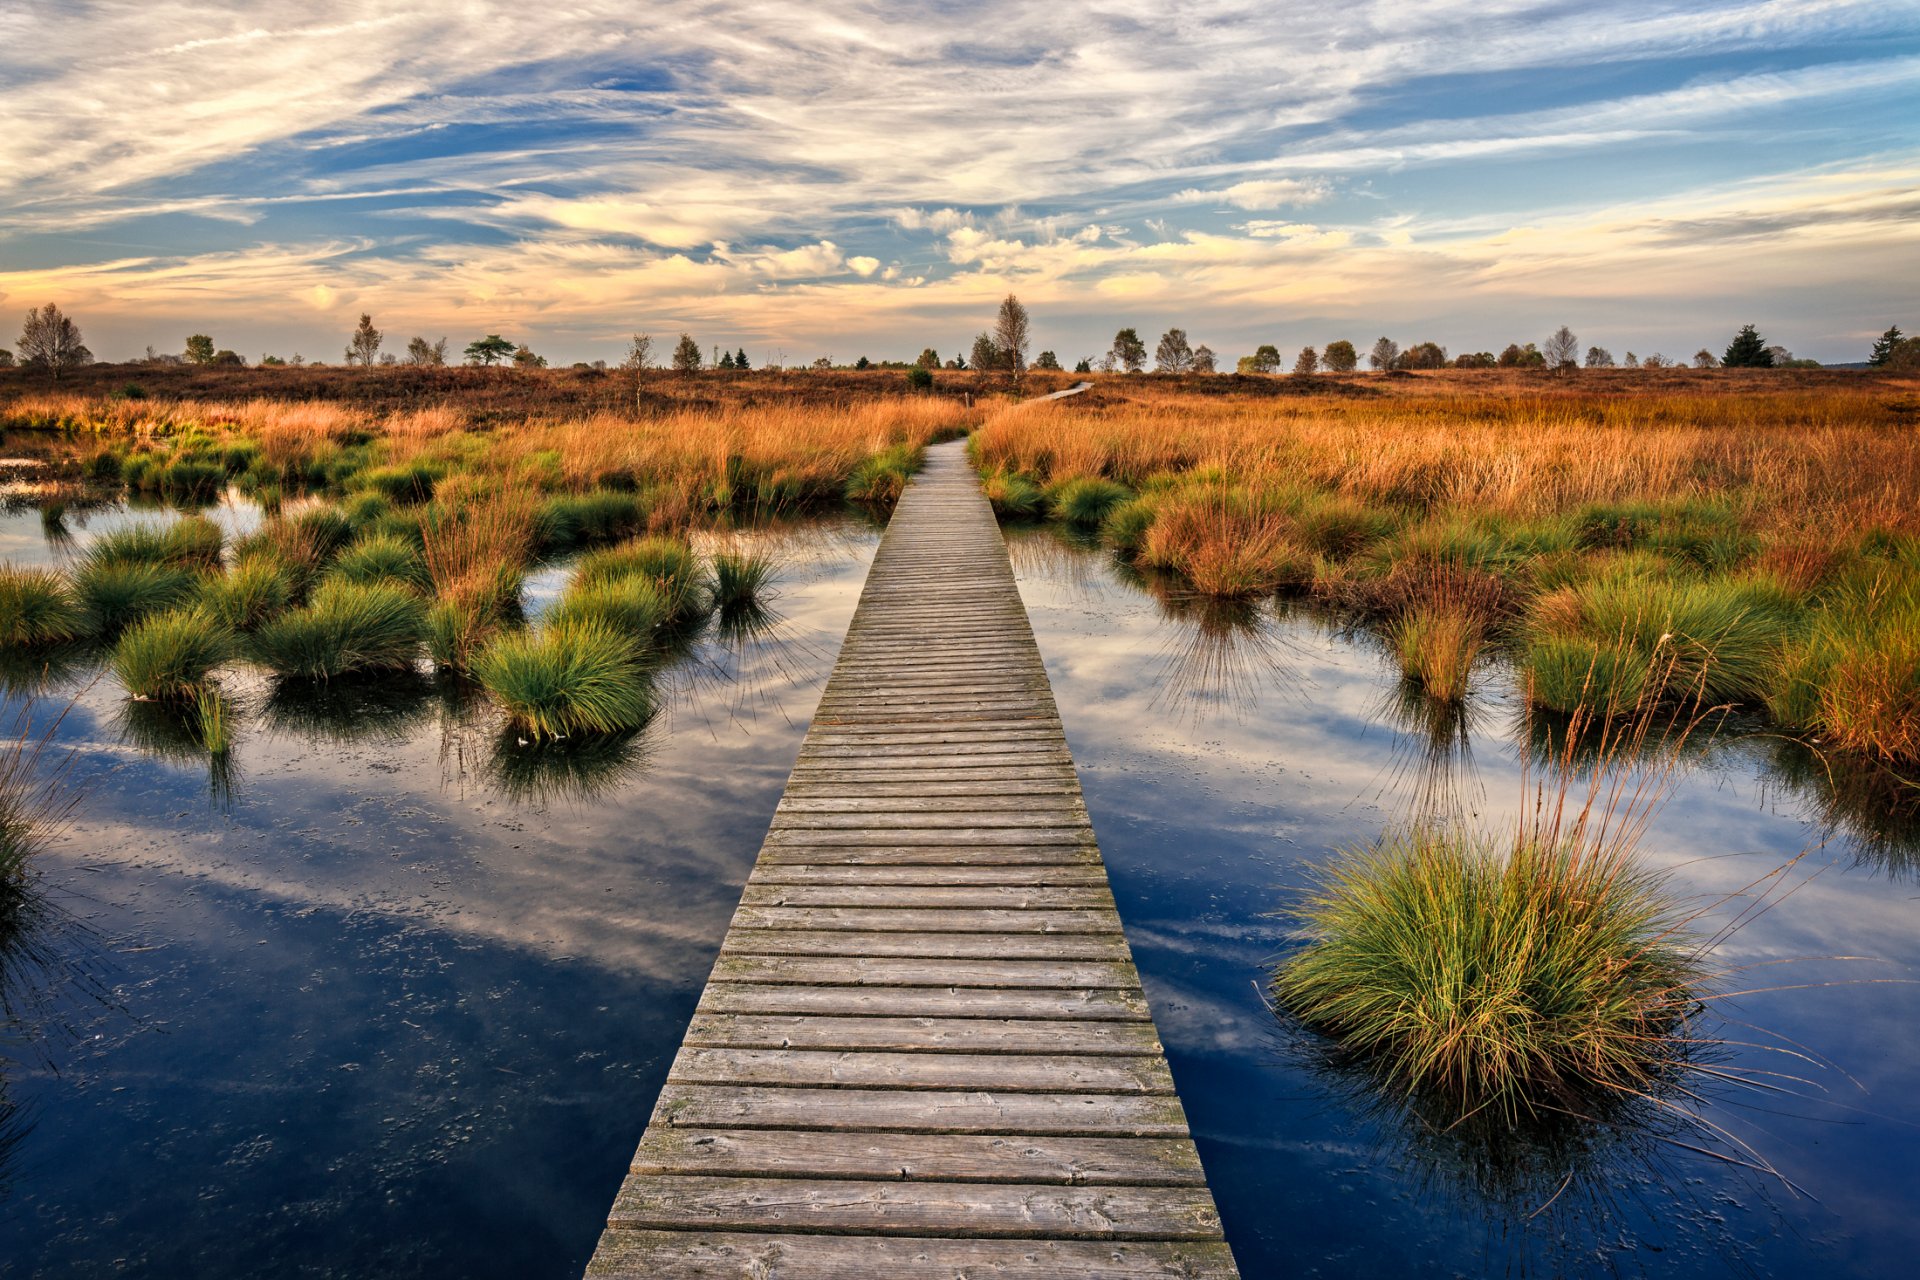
[7, 301, 1917, 380]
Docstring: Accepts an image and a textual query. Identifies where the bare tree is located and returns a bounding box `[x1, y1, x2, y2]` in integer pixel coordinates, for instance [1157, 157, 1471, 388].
[623, 333, 655, 371]
[405, 336, 448, 367]
[1154, 328, 1195, 373]
[1293, 346, 1319, 375]
[1368, 336, 1399, 370]
[18, 304, 92, 380]
[345, 313, 383, 367]
[991, 295, 1030, 375]
[1543, 325, 1579, 370]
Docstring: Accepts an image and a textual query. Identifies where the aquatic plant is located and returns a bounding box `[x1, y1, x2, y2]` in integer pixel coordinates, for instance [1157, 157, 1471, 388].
[1526, 571, 1799, 713]
[247, 579, 428, 679]
[195, 558, 293, 631]
[1389, 606, 1484, 703]
[72, 560, 199, 634]
[844, 443, 922, 506]
[536, 489, 648, 550]
[1273, 827, 1701, 1124]
[357, 461, 441, 505]
[708, 549, 776, 611]
[1770, 566, 1920, 762]
[1047, 476, 1132, 527]
[0, 569, 87, 647]
[326, 532, 432, 592]
[474, 619, 656, 739]
[982, 470, 1047, 520]
[83, 517, 224, 572]
[110, 609, 232, 701]
[575, 536, 704, 620]
[545, 576, 673, 643]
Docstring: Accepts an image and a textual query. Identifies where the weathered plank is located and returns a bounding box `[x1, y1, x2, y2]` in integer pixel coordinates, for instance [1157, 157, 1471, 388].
[630, 1129, 1206, 1185]
[588, 1233, 1239, 1279]
[586, 440, 1235, 1277]
[679, 1014, 1163, 1055]
[648, 1085, 1192, 1137]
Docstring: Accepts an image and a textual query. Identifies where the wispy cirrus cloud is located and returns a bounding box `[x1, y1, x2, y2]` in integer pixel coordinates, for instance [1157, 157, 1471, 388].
[1, 2, 1915, 362]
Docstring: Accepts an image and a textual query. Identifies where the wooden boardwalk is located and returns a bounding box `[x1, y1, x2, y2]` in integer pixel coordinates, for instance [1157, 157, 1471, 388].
[586, 441, 1239, 1278]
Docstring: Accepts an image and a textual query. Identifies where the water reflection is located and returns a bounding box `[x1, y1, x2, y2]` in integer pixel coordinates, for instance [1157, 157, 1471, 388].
[1143, 591, 1305, 725]
[1764, 742, 1920, 876]
[483, 726, 662, 807]
[1007, 525, 1920, 1280]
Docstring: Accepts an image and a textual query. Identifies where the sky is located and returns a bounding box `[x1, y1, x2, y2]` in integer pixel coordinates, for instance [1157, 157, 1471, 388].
[1, 1, 1917, 367]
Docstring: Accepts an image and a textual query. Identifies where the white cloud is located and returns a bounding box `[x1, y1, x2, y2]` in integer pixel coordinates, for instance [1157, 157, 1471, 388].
[1176, 178, 1333, 210]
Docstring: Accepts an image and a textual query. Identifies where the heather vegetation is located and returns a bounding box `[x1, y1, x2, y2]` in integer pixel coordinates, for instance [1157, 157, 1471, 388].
[974, 370, 1920, 768]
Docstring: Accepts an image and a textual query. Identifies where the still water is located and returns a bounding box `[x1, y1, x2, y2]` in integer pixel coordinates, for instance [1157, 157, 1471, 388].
[1, 493, 1916, 1278]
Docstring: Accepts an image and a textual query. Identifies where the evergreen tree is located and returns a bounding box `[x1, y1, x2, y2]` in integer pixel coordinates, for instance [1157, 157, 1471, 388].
[464, 334, 514, 366]
[1869, 325, 1904, 367]
[1722, 324, 1772, 368]
[734, 348, 750, 370]
[672, 333, 702, 373]
[718, 351, 735, 369]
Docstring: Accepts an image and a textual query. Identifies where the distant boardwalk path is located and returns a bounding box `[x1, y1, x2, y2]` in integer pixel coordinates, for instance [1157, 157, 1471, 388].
[586, 440, 1239, 1278]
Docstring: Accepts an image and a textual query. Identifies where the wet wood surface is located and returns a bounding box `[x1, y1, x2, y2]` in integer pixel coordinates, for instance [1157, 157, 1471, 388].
[586, 441, 1238, 1277]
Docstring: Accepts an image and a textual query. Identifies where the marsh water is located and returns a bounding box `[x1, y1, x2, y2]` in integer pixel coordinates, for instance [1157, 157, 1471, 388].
[2, 489, 1918, 1278]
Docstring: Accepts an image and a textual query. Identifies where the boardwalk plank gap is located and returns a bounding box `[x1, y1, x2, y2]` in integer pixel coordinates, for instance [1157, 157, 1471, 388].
[586, 441, 1238, 1278]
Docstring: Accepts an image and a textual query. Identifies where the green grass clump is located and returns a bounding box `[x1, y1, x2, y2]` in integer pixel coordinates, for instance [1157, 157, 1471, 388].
[195, 558, 293, 631]
[1769, 567, 1920, 762]
[845, 444, 922, 506]
[85, 517, 225, 572]
[110, 609, 232, 701]
[982, 470, 1047, 520]
[575, 537, 705, 620]
[1525, 570, 1800, 712]
[0, 568, 87, 646]
[474, 620, 656, 739]
[1048, 476, 1132, 528]
[708, 550, 776, 610]
[327, 533, 432, 592]
[544, 576, 672, 642]
[1099, 495, 1157, 552]
[248, 579, 428, 679]
[537, 490, 648, 550]
[73, 561, 199, 634]
[357, 462, 441, 505]
[157, 459, 225, 503]
[1389, 605, 1483, 703]
[1272, 829, 1700, 1123]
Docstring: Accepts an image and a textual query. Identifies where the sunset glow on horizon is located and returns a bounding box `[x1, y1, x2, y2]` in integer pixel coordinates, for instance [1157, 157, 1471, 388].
[4, 1, 1917, 366]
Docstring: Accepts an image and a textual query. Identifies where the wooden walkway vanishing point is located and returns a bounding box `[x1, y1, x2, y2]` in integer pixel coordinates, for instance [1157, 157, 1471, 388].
[586, 440, 1240, 1278]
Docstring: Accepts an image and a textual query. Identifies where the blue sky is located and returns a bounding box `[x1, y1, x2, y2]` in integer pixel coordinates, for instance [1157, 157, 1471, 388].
[2, 1, 1917, 366]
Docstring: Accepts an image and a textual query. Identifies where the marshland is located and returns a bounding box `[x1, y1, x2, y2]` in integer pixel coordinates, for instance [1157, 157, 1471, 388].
[1, 365, 1918, 1278]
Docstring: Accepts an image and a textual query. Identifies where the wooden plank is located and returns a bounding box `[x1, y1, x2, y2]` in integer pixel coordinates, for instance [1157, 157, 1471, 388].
[666, 1047, 1173, 1094]
[708, 954, 1140, 989]
[647, 1085, 1191, 1137]
[630, 1129, 1206, 1186]
[738, 884, 1114, 910]
[715, 931, 1133, 960]
[588, 1233, 1240, 1279]
[680, 1015, 1163, 1055]
[747, 864, 1107, 886]
[695, 985, 1151, 1021]
[726, 907, 1119, 934]
[606, 1176, 1225, 1240]
[752, 845, 1105, 867]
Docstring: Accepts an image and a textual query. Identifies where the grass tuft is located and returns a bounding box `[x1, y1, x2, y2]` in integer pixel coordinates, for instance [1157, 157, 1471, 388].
[327, 532, 432, 592]
[110, 609, 231, 701]
[73, 560, 199, 634]
[708, 549, 776, 611]
[247, 579, 428, 679]
[474, 620, 656, 739]
[0, 568, 88, 646]
[1273, 827, 1701, 1124]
